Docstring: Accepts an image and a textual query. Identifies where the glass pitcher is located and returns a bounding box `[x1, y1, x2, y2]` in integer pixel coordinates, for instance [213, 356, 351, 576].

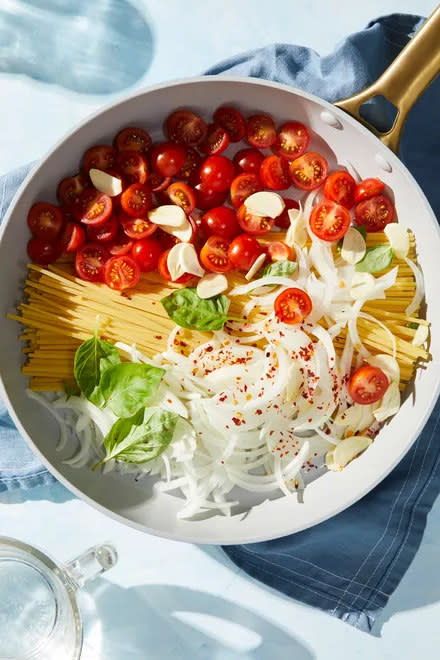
[0, 537, 117, 660]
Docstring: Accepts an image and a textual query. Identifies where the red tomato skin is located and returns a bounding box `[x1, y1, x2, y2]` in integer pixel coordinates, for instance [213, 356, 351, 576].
[273, 121, 310, 160]
[83, 145, 116, 174]
[114, 126, 152, 153]
[354, 194, 395, 232]
[200, 236, 233, 273]
[348, 365, 389, 404]
[200, 156, 236, 193]
[116, 151, 149, 185]
[74, 190, 113, 226]
[104, 255, 140, 291]
[267, 241, 294, 261]
[120, 183, 153, 218]
[230, 173, 263, 208]
[157, 249, 194, 283]
[131, 238, 162, 272]
[275, 198, 300, 229]
[195, 185, 228, 211]
[260, 155, 290, 191]
[201, 206, 240, 240]
[86, 214, 119, 242]
[150, 142, 186, 178]
[200, 124, 230, 155]
[233, 148, 264, 175]
[27, 237, 61, 265]
[27, 202, 64, 240]
[309, 201, 351, 242]
[274, 288, 312, 324]
[213, 106, 247, 142]
[289, 152, 329, 191]
[228, 234, 264, 271]
[57, 173, 89, 207]
[323, 171, 357, 209]
[166, 110, 208, 146]
[75, 242, 110, 282]
[107, 229, 134, 256]
[247, 114, 276, 148]
[237, 204, 275, 235]
[60, 221, 86, 254]
[166, 182, 196, 214]
[119, 210, 157, 240]
[354, 178, 385, 203]
[177, 147, 202, 181]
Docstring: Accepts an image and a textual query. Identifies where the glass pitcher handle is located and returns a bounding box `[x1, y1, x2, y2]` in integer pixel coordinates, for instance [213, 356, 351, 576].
[61, 544, 118, 590]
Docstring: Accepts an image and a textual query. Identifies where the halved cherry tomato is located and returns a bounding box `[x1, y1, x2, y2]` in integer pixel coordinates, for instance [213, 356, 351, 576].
[213, 106, 247, 142]
[228, 234, 264, 271]
[230, 173, 262, 208]
[60, 221, 86, 254]
[156, 228, 181, 252]
[310, 201, 351, 242]
[131, 237, 162, 272]
[150, 142, 186, 177]
[201, 206, 240, 240]
[176, 147, 202, 181]
[289, 152, 328, 191]
[119, 210, 157, 239]
[195, 185, 228, 211]
[166, 110, 208, 146]
[273, 121, 310, 160]
[157, 249, 194, 283]
[166, 182, 196, 214]
[27, 203, 64, 240]
[323, 171, 356, 209]
[120, 183, 152, 217]
[107, 229, 133, 256]
[274, 288, 312, 324]
[267, 241, 294, 261]
[354, 178, 385, 203]
[233, 148, 264, 175]
[348, 364, 389, 404]
[237, 204, 275, 235]
[86, 214, 119, 242]
[200, 236, 233, 273]
[275, 198, 300, 229]
[260, 155, 290, 191]
[104, 255, 140, 291]
[200, 124, 230, 155]
[74, 190, 113, 226]
[75, 242, 110, 282]
[354, 194, 395, 232]
[148, 172, 172, 193]
[57, 173, 89, 207]
[114, 126, 152, 153]
[83, 145, 116, 174]
[27, 237, 61, 265]
[200, 155, 235, 193]
[116, 151, 149, 185]
[247, 114, 276, 148]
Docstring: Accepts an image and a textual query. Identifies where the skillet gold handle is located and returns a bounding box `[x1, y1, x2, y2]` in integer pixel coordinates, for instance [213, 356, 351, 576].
[335, 6, 440, 153]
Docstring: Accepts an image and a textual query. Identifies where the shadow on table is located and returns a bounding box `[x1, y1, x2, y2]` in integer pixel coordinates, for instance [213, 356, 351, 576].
[0, 0, 154, 94]
[80, 581, 315, 659]
[0, 481, 74, 504]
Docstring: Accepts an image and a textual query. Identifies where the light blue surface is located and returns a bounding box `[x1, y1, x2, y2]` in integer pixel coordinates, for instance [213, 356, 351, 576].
[1, 0, 439, 657]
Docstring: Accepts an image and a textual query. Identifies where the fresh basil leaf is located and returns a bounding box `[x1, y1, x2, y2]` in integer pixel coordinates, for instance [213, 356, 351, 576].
[100, 362, 165, 418]
[63, 381, 80, 400]
[407, 322, 419, 330]
[94, 407, 179, 469]
[355, 245, 394, 273]
[337, 225, 367, 253]
[260, 260, 297, 278]
[74, 335, 120, 406]
[161, 287, 232, 331]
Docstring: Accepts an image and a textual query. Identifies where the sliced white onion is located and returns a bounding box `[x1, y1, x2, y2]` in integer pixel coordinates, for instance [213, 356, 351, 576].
[412, 324, 429, 347]
[384, 224, 409, 258]
[89, 169, 122, 196]
[341, 227, 366, 264]
[404, 257, 425, 316]
[326, 435, 372, 471]
[148, 205, 186, 227]
[197, 273, 228, 299]
[244, 191, 285, 218]
[374, 382, 400, 422]
[230, 276, 296, 296]
[368, 353, 400, 383]
[350, 272, 376, 300]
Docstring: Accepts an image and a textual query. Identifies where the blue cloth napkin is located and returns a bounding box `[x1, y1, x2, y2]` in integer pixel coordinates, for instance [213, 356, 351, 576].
[1, 12, 439, 633]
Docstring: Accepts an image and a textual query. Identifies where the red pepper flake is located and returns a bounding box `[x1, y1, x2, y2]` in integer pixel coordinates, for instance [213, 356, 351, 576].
[325, 428, 331, 435]
[269, 430, 275, 436]
[219, 394, 227, 402]
[221, 460, 225, 465]
[154, 335, 163, 340]
[167, 399, 172, 404]
[151, 301, 156, 305]
[308, 418, 312, 423]
[206, 346, 213, 352]
[232, 417, 241, 426]
[256, 409, 262, 415]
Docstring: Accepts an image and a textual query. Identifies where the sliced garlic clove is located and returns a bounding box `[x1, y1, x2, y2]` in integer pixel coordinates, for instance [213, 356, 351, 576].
[244, 191, 285, 218]
[89, 168, 122, 196]
[197, 273, 228, 299]
[341, 227, 367, 264]
[160, 218, 193, 243]
[350, 272, 376, 300]
[167, 242, 204, 280]
[148, 205, 187, 227]
[412, 323, 429, 346]
[326, 435, 372, 471]
[285, 202, 307, 248]
[373, 382, 401, 422]
[334, 404, 363, 428]
[368, 353, 400, 383]
[245, 253, 267, 281]
[384, 223, 409, 258]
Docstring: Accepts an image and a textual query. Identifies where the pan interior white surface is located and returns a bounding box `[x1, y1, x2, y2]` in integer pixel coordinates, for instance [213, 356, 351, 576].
[0, 77, 439, 544]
